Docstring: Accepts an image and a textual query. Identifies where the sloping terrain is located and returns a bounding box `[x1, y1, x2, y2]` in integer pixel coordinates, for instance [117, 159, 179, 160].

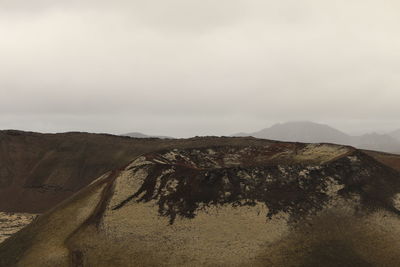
[1, 129, 400, 215]
[0, 213, 37, 244]
[2, 141, 400, 266]
[364, 150, 400, 172]
[0, 131, 290, 213]
[0, 130, 168, 213]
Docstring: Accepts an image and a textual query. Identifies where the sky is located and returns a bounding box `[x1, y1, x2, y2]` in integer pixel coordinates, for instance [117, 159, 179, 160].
[1, 0, 400, 137]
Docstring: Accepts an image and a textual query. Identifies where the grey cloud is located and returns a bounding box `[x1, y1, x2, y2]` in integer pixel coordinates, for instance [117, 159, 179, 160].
[0, 0, 400, 137]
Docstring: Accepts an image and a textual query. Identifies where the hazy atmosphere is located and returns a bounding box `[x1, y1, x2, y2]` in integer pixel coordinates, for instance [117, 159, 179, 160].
[1, 0, 399, 137]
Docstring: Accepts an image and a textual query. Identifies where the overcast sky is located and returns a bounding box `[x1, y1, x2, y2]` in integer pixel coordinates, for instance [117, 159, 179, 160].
[1, 0, 399, 137]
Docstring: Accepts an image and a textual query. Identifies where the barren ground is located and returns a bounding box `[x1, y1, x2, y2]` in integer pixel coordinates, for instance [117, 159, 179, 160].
[0, 213, 37, 244]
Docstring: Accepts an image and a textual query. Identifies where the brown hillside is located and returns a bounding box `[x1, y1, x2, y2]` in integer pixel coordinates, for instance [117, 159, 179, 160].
[363, 150, 400, 172]
[0, 131, 285, 213]
[0, 130, 166, 213]
[2, 142, 400, 266]
[1, 130, 399, 214]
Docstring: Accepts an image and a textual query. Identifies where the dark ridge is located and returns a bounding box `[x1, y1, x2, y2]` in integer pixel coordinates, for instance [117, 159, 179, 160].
[82, 170, 121, 228]
[0, 169, 119, 267]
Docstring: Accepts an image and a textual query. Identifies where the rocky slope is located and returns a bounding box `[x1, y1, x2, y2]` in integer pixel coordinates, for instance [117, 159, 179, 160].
[0, 213, 37, 244]
[2, 141, 400, 266]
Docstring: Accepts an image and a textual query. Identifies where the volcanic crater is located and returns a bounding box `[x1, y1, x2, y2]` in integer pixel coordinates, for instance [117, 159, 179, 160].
[3, 140, 400, 266]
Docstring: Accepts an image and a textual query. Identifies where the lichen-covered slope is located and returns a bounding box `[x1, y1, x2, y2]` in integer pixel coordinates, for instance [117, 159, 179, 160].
[2, 142, 400, 267]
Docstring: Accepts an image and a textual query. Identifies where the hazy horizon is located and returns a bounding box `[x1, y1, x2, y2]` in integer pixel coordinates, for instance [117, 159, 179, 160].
[2, 120, 399, 139]
[1, 1, 400, 137]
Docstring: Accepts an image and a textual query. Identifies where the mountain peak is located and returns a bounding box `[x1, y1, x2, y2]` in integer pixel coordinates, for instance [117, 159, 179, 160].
[252, 121, 348, 144]
[121, 132, 173, 139]
[389, 129, 400, 142]
[236, 121, 400, 153]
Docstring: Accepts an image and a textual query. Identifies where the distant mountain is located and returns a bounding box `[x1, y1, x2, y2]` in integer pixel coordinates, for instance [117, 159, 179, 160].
[122, 132, 174, 139]
[253, 121, 349, 144]
[389, 129, 400, 142]
[235, 121, 400, 153]
[353, 133, 400, 153]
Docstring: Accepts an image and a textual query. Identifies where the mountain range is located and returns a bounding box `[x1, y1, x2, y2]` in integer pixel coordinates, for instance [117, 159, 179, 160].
[390, 129, 400, 141]
[121, 132, 173, 139]
[234, 121, 400, 153]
